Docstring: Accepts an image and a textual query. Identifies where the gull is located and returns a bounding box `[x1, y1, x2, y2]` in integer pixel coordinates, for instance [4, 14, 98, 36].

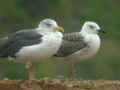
[54, 21, 105, 77]
[0, 18, 64, 80]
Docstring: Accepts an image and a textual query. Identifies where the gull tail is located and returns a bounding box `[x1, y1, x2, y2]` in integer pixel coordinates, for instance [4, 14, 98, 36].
[0, 37, 8, 57]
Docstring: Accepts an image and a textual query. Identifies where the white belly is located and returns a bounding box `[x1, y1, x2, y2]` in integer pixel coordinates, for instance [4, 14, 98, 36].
[15, 32, 63, 62]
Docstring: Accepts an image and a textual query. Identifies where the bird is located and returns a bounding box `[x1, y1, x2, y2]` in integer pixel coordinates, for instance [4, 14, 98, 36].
[0, 18, 64, 80]
[53, 21, 105, 77]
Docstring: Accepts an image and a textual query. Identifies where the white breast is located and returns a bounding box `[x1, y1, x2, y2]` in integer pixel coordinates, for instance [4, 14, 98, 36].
[84, 34, 101, 58]
[15, 31, 63, 62]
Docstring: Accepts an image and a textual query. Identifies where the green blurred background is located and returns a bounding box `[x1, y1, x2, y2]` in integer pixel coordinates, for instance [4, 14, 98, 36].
[0, 0, 120, 80]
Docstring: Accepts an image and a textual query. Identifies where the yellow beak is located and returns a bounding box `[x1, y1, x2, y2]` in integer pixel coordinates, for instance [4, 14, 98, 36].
[56, 27, 64, 32]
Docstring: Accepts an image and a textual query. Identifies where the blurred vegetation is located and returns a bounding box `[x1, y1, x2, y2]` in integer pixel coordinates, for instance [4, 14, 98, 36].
[0, 0, 120, 80]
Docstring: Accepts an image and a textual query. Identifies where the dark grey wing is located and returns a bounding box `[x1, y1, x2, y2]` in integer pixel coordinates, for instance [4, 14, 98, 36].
[54, 32, 87, 57]
[0, 29, 42, 57]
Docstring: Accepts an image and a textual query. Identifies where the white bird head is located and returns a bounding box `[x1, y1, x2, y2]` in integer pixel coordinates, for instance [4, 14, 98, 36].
[37, 18, 64, 32]
[81, 21, 105, 34]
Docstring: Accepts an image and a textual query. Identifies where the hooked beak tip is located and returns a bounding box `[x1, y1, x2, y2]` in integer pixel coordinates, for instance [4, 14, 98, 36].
[99, 29, 106, 33]
[56, 27, 64, 32]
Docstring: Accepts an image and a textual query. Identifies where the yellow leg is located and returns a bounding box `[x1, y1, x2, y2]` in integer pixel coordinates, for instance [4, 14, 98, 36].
[27, 64, 34, 80]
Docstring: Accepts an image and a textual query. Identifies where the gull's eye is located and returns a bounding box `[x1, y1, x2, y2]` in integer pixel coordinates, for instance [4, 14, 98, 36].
[46, 23, 52, 27]
[89, 25, 94, 29]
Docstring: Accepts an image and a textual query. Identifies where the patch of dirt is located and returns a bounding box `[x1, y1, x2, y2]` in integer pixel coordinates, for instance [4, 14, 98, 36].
[0, 78, 120, 90]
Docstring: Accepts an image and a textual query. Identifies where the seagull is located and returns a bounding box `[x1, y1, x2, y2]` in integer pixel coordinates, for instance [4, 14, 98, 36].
[0, 18, 64, 80]
[53, 21, 105, 77]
